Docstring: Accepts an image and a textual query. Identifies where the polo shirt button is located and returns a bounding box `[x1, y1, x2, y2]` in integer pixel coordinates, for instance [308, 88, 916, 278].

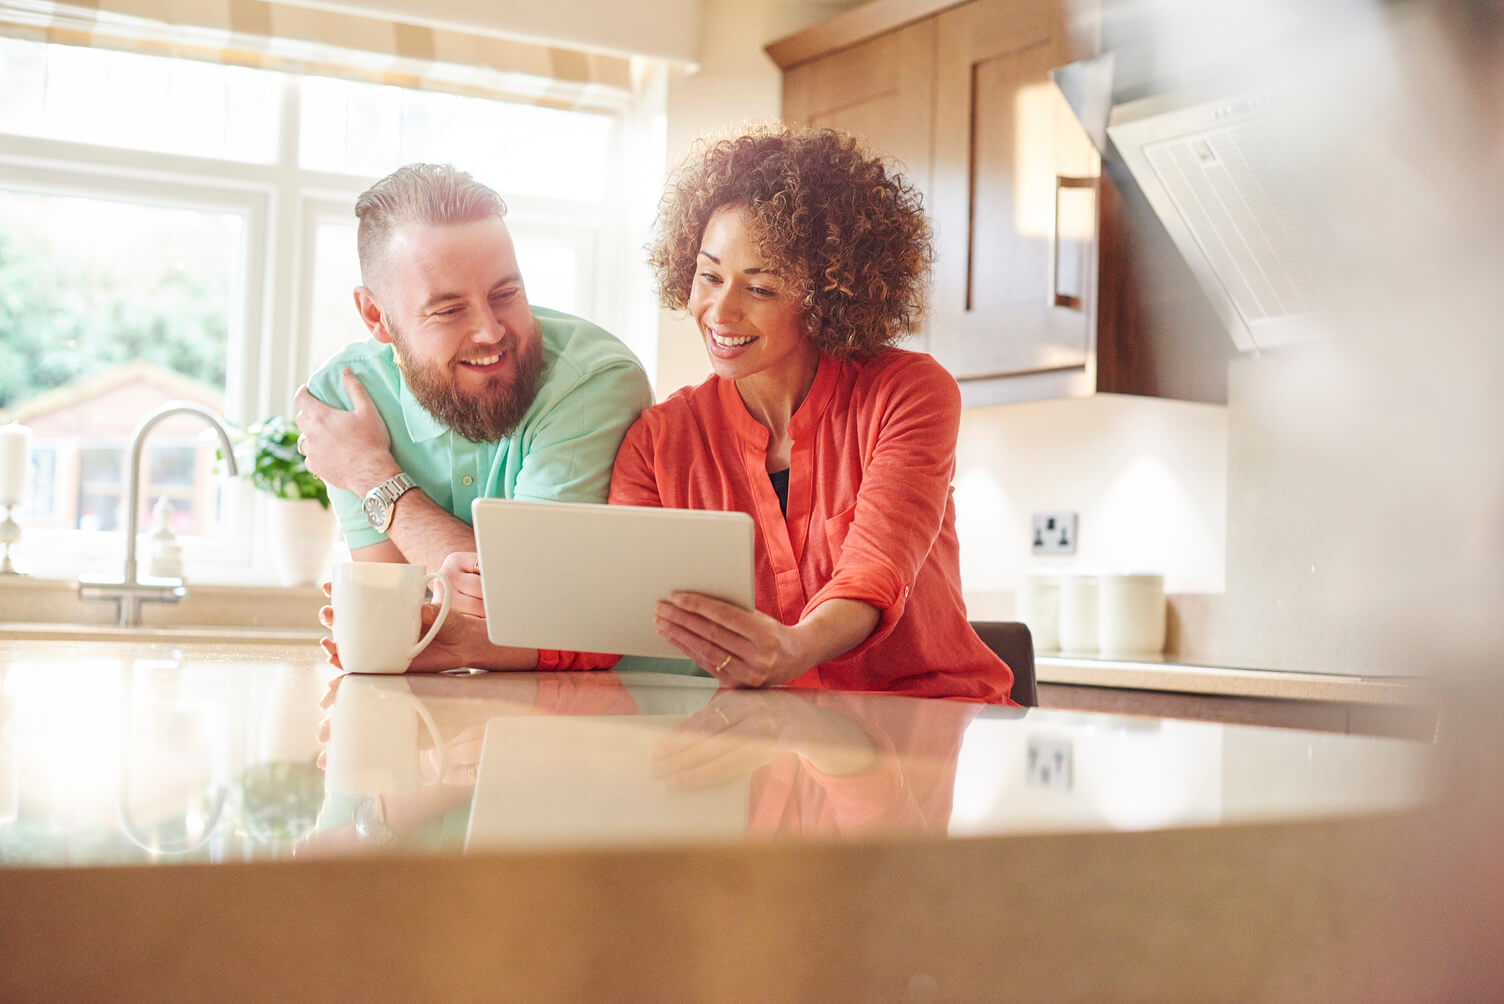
[462, 476, 473, 486]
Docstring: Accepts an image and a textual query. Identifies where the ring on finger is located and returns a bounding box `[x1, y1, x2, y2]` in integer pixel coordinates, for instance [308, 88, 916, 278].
[714, 706, 731, 727]
[714, 653, 732, 672]
[296, 434, 308, 454]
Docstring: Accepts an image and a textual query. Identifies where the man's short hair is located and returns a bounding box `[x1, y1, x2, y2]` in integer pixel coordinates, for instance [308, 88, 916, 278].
[354, 164, 508, 291]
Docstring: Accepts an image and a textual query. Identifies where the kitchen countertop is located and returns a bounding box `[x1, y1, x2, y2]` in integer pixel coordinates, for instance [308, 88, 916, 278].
[0, 617, 1434, 707]
[0, 636, 1433, 865]
[0, 636, 1451, 998]
[1035, 652, 1428, 704]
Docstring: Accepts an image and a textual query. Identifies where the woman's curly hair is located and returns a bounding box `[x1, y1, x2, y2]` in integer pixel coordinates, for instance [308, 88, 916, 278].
[647, 125, 934, 359]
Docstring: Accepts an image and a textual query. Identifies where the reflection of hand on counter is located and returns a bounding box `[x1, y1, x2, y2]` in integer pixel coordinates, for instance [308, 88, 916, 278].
[650, 689, 981, 839]
[651, 690, 880, 789]
[300, 674, 486, 858]
[298, 719, 484, 858]
[294, 755, 478, 859]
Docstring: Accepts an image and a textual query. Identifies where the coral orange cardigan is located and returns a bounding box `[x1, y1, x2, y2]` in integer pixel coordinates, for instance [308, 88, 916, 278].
[609, 349, 1016, 705]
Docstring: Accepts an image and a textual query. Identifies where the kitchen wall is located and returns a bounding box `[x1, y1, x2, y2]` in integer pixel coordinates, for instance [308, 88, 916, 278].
[1193, 341, 1468, 678]
[955, 394, 1227, 620]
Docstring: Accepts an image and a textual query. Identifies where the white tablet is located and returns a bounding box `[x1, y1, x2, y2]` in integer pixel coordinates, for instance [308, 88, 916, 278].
[471, 497, 755, 658]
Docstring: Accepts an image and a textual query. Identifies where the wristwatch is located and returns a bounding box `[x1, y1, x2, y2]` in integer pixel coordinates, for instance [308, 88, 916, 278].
[353, 794, 399, 845]
[362, 473, 415, 534]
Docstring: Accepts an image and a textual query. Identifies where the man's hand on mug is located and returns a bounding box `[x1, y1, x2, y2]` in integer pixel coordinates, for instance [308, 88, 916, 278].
[436, 551, 486, 618]
[318, 578, 480, 673]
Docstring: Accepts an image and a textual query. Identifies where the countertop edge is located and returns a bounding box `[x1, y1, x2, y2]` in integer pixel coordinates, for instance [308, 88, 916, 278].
[1036, 656, 1429, 705]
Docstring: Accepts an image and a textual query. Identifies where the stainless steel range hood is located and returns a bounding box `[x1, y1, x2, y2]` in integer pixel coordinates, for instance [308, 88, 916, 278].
[1053, 52, 1330, 354]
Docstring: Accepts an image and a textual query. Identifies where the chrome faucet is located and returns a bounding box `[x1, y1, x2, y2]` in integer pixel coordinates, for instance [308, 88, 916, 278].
[79, 402, 239, 626]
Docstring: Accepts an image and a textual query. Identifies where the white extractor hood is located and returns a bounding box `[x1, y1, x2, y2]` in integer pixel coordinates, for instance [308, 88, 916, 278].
[1050, 2, 1343, 358]
[1106, 92, 1331, 354]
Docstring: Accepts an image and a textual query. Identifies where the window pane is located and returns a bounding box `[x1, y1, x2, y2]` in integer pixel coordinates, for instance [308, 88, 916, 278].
[78, 447, 124, 532]
[79, 448, 123, 485]
[307, 220, 370, 373]
[0, 189, 239, 413]
[27, 448, 56, 520]
[298, 77, 612, 201]
[78, 491, 121, 533]
[2, 190, 240, 541]
[0, 38, 281, 163]
[149, 446, 197, 486]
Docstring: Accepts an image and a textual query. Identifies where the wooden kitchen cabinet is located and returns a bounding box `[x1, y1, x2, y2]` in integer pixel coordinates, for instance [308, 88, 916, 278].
[927, 0, 1098, 386]
[779, 18, 936, 205]
[768, 0, 1231, 406]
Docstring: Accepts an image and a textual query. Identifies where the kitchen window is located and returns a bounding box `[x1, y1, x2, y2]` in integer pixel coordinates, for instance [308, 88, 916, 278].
[0, 32, 647, 582]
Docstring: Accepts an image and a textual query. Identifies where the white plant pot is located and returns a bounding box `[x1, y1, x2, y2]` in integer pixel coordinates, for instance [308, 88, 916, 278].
[268, 497, 336, 587]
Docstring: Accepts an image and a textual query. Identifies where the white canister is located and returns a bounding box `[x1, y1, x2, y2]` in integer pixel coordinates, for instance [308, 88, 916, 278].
[1057, 574, 1099, 654]
[1014, 574, 1060, 653]
[1097, 572, 1166, 658]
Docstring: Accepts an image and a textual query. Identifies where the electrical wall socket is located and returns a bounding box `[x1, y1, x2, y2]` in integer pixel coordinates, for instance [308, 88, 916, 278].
[1031, 511, 1078, 555]
[1025, 737, 1073, 791]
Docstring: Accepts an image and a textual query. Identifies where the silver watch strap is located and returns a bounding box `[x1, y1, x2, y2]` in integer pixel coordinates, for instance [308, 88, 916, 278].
[375, 472, 415, 505]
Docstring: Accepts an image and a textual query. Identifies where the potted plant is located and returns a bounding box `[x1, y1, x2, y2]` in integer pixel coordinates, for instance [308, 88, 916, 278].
[239, 416, 336, 586]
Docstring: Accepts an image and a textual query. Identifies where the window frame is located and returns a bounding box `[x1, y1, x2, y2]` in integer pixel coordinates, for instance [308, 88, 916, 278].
[0, 54, 640, 584]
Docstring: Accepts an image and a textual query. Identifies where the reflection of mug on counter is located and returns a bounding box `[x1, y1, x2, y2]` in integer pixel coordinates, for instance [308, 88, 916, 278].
[324, 676, 446, 796]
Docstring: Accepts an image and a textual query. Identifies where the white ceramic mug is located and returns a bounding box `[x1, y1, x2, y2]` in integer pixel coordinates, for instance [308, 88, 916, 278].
[331, 561, 451, 674]
[323, 676, 446, 796]
[1057, 573, 1100, 654]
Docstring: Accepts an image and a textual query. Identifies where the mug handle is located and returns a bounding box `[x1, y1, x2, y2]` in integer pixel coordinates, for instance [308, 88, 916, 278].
[408, 571, 452, 662]
[410, 696, 447, 786]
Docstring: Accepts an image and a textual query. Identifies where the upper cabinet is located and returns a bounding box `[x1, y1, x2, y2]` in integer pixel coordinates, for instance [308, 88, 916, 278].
[769, 0, 1230, 407]
[929, 0, 1098, 387]
[780, 18, 936, 202]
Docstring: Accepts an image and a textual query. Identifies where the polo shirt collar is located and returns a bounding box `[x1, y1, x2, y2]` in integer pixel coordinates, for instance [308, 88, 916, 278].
[398, 377, 449, 443]
[717, 354, 841, 446]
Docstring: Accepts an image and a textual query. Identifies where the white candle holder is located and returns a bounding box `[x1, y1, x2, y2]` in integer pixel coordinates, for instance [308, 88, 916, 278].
[0, 503, 20, 575]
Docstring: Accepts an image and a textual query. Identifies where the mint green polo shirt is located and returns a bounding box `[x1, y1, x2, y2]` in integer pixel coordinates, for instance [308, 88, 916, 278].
[305, 306, 653, 551]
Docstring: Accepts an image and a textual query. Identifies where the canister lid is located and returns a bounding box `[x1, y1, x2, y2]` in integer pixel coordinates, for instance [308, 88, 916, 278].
[1098, 571, 1164, 582]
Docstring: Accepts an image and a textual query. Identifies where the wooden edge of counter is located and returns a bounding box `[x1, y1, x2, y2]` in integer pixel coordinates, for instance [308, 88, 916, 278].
[0, 812, 1457, 1001]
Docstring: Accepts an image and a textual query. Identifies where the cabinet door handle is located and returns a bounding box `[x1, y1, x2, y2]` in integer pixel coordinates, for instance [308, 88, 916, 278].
[1051, 175, 1097, 310]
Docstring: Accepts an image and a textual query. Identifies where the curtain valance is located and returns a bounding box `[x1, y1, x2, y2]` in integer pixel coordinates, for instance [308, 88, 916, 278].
[0, 0, 634, 109]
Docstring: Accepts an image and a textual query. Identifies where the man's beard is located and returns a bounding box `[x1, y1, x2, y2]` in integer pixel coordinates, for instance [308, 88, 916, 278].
[393, 321, 546, 443]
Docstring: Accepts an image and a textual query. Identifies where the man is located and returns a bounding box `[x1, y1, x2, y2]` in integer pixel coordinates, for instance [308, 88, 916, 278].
[294, 164, 651, 651]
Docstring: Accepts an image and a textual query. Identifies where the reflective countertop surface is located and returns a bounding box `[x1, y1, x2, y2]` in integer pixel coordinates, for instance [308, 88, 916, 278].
[0, 638, 1434, 868]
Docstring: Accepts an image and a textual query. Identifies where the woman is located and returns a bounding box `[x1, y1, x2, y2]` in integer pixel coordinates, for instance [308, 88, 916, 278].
[614, 125, 1016, 704]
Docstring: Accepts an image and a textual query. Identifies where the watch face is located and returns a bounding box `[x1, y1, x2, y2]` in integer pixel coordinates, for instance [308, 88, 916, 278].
[354, 796, 397, 844]
[363, 495, 386, 529]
